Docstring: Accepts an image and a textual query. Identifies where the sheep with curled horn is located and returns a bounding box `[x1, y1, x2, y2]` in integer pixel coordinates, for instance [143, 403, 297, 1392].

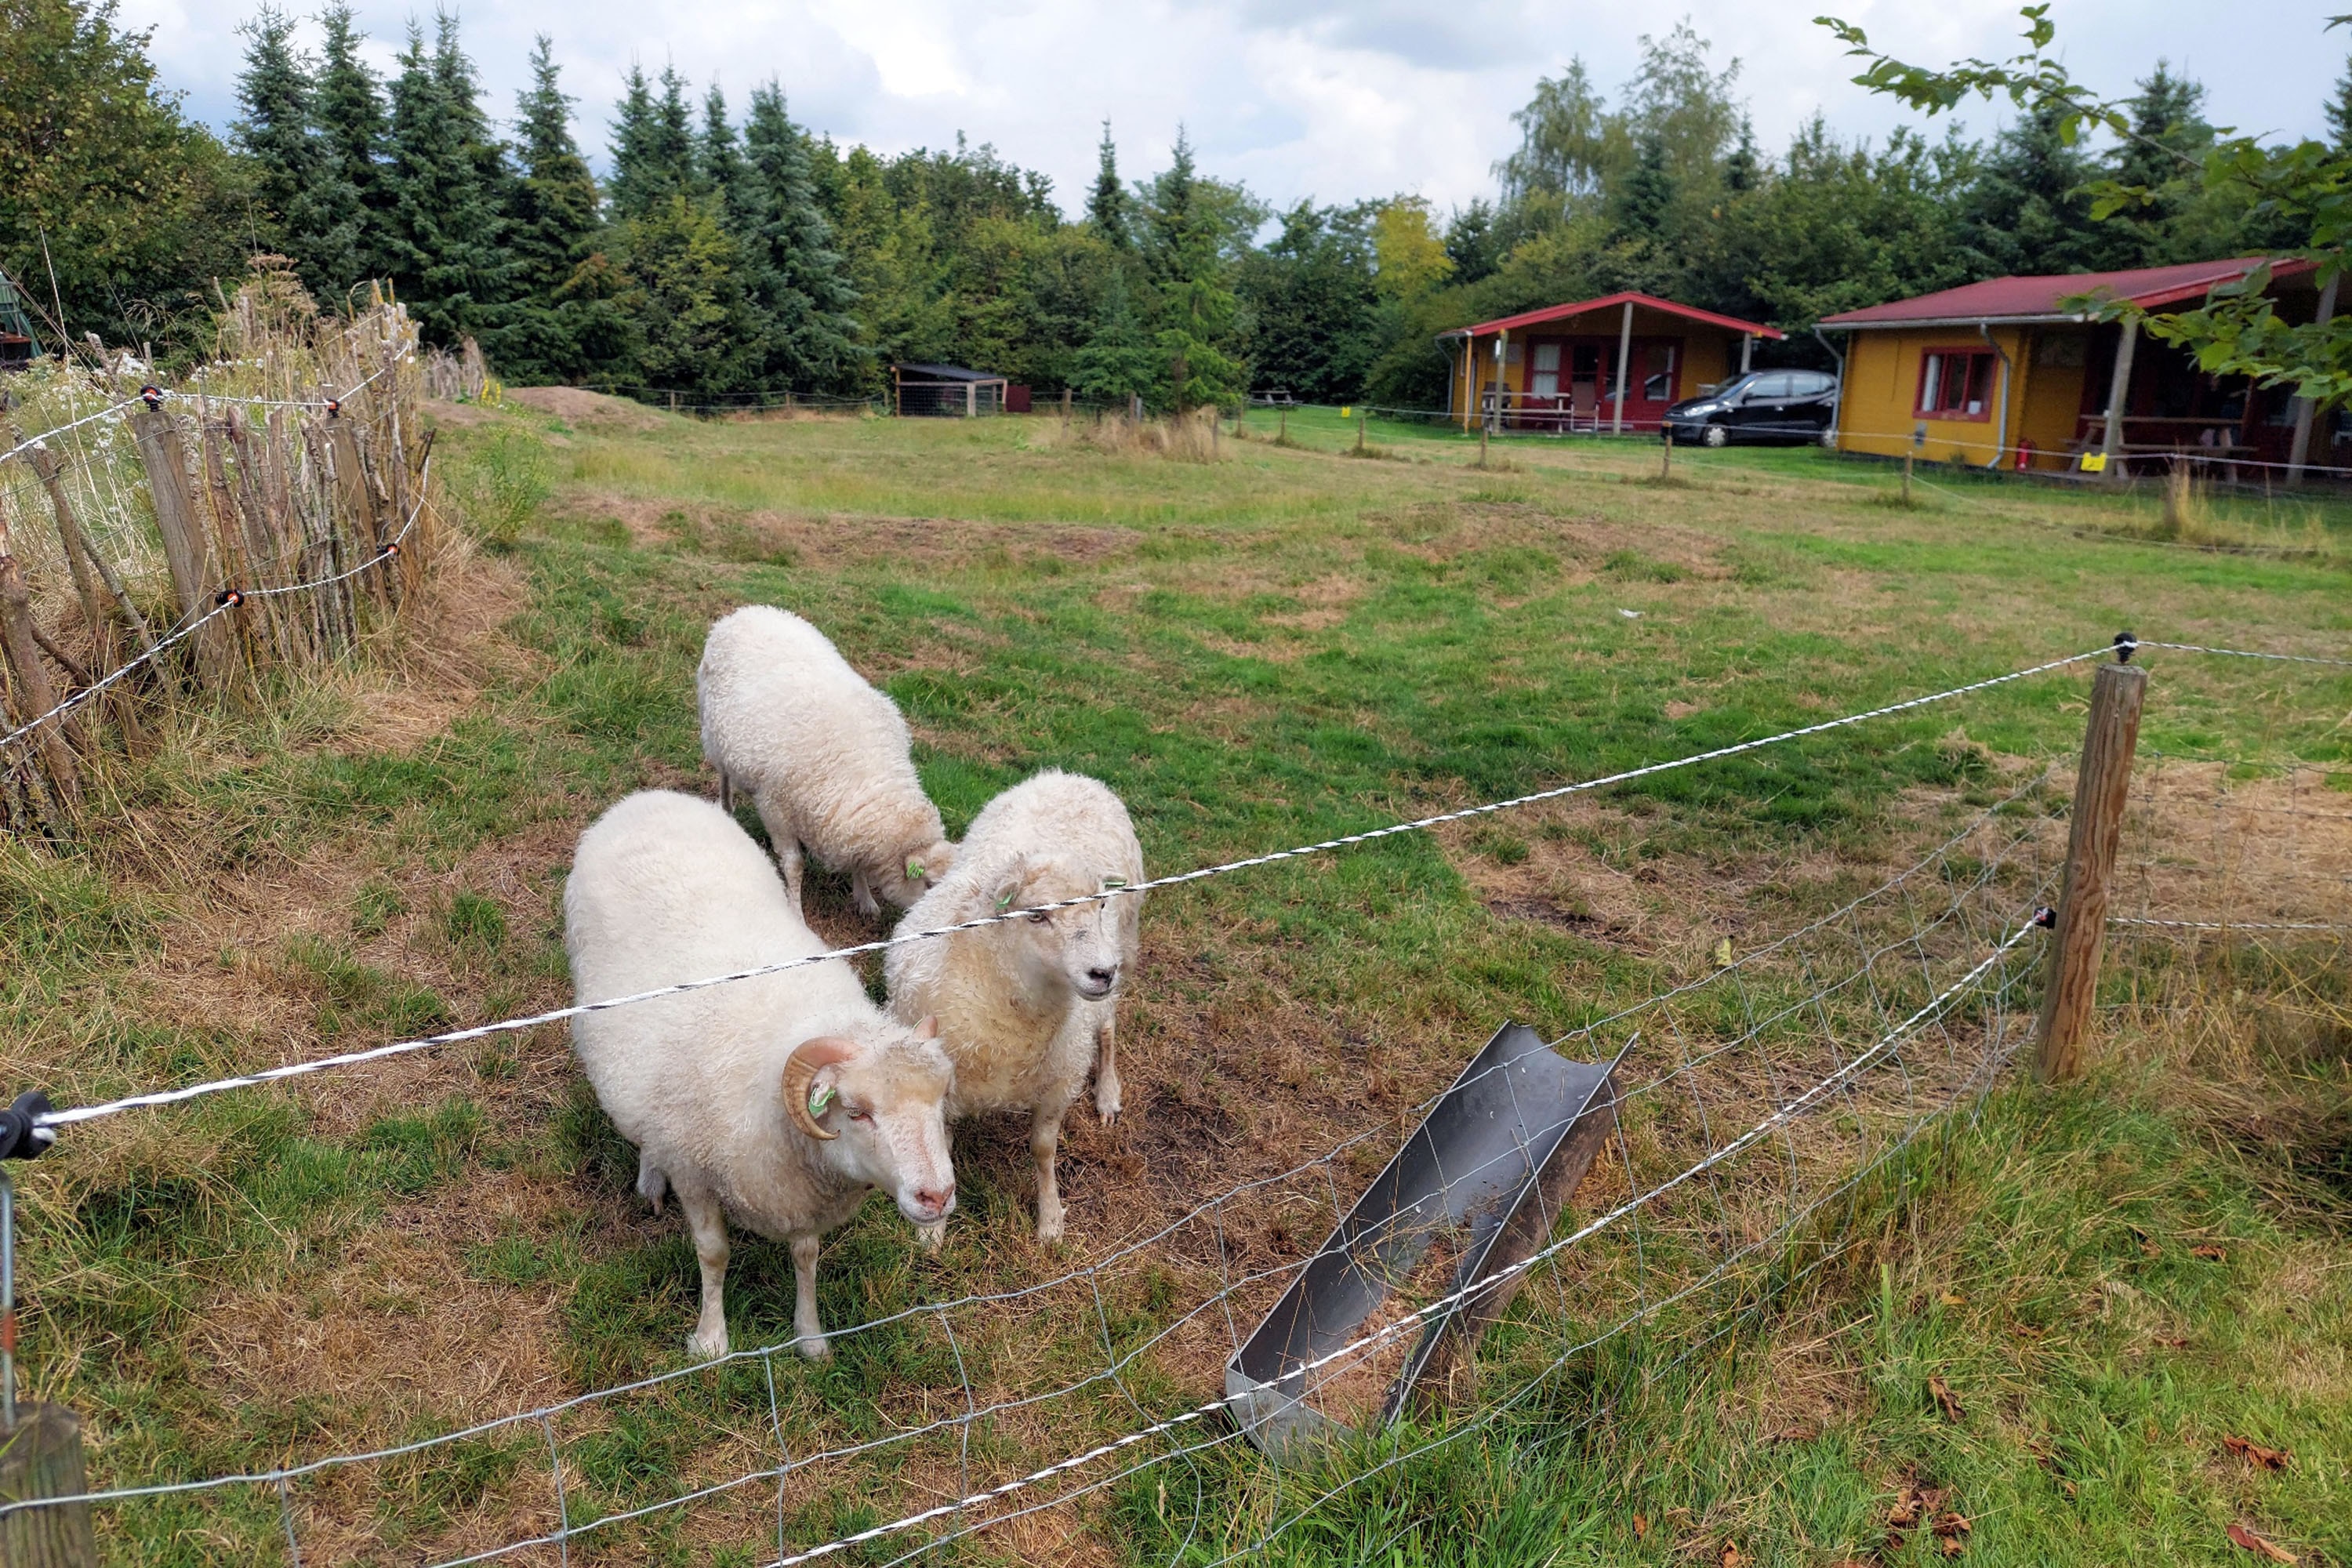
[565, 789, 956, 1359]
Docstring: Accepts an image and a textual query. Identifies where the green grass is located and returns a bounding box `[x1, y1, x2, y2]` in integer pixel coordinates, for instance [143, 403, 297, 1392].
[1, 397, 2344, 1564]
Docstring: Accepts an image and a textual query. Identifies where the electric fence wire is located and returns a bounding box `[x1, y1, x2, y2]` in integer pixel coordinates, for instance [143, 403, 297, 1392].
[0, 348, 412, 471]
[33, 644, 2114, 1132]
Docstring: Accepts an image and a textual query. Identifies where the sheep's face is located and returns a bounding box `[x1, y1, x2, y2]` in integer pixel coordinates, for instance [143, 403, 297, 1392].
[877, 839, 959, 911]
[989, 857, 1127, 1004]
[794, 1022, 957, 1226]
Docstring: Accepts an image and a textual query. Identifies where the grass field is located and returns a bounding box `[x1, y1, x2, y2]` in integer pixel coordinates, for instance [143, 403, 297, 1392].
[2, 394, 2347, 1566]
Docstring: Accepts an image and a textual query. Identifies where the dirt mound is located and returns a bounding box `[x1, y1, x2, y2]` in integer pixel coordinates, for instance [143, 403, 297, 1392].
[503, 385, 670, 430]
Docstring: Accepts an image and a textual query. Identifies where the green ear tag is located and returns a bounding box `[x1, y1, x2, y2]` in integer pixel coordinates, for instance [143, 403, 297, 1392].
[1102, 877, 1127, 891]
[906, 858, 924, 881]
[996, 891, 1014, 911]
[808, 1085, 836, 1117]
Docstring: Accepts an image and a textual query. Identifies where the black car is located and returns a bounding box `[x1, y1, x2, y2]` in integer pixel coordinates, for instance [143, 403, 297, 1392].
[1661, 369, 1839, 447]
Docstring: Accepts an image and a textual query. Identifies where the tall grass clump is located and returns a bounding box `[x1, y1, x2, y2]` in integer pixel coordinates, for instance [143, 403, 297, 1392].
[452, 426, 552, 549]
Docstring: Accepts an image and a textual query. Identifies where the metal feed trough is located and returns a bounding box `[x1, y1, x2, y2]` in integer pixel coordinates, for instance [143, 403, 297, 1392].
[1224, 1022, 1619, 1459]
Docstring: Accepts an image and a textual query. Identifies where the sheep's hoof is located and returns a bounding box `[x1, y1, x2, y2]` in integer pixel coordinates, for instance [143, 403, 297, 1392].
[796, 1333, 833, 1362]
[1035, 1211, 1065, 1246]
[851, 886, 881, 919]
[1094, 1078, 1122, 1123]
[688, 1326, 730, 1362]
[916, 1219, 947, 1255]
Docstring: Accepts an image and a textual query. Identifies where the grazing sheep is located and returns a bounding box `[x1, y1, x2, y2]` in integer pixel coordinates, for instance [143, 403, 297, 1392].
[697, 605, 956, 918]
[884, 769, 1143, 1245]
[565, 789, 957, 1360]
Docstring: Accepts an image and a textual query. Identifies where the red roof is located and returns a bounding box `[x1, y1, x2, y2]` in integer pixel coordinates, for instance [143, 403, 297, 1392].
[1453, 291, 1783, 341]
[1820, 257, 2316, 328]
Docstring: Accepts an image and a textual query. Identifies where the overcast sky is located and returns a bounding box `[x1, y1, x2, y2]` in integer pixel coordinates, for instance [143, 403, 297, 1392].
[124, 1, 2348, 220]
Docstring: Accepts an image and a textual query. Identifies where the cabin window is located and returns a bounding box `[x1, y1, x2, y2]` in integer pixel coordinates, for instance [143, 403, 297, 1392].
[1530, 341, 1560, 398]
[1642, 343, 1676, 401]
[1915, 349, 1996, 420]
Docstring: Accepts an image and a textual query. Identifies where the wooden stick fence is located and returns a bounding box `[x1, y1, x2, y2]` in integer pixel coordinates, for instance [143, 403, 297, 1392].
[0, 269, 438, 841]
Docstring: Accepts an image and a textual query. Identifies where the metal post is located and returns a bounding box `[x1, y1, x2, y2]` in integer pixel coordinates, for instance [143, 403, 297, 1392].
[1740, 332, 1755, 376]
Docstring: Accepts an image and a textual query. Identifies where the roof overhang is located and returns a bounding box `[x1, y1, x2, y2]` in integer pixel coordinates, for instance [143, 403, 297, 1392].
[1447, 291, 1784, 341]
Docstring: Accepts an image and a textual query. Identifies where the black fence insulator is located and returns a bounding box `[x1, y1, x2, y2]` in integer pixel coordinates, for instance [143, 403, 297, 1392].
[2032, 906, 2058, 929]
[0, 1093, 53, 1160]
[2114, 630, 2137, 663]
[215, 588, 245, 608]
[139, 385, 163, 412]
[325, 398, 341, 419]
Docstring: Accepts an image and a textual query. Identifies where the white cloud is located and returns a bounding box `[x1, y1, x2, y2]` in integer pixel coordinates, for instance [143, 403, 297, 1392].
[125, 0, 2347, 219]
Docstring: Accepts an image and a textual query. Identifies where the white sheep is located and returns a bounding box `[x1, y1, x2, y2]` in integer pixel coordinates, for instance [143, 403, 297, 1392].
[697, 605, 956, 917]
[564, 789, 957, 1360]
[884, 769, 1143, 1245]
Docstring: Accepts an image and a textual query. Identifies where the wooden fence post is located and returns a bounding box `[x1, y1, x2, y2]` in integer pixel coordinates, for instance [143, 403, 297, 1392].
[2033, 650, 2148, 1083]
[0, 1403, 96, 1568]
[0, 497, 79, 816]
[128, 407, 236, 688]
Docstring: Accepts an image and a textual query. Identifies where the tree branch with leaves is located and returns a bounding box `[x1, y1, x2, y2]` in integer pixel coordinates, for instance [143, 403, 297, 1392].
[1818, 5, 2352, 408]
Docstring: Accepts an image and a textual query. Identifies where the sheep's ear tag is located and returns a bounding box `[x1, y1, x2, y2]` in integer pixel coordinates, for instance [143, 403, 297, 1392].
[807, 1084, 836, 1118]
[1102, 877, 1127, 891]
[995, 891, 1014, 911]
[906, 858, 924, 881]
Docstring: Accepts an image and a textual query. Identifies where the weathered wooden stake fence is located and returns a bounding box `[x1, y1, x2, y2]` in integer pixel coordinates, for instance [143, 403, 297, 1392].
[0, 270, 439, 841]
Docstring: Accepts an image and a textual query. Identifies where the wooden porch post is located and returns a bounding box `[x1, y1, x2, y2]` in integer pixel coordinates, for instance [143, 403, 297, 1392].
[2287, 274, 2339, 485]
[1611, 303, 1634, 436]
[2098, 318, 2137, 480]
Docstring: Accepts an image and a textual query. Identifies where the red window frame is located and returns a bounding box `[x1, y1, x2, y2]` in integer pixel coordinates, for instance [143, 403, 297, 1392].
[1915, 347, 1998, 423]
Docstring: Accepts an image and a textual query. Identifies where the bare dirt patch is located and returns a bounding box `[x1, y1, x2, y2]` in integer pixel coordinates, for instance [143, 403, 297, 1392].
[1381, 499, 1732, 580]
[575, 488, 1140, 572]
[2115, 759, 2352, 929]
[503, 385, 671, 430]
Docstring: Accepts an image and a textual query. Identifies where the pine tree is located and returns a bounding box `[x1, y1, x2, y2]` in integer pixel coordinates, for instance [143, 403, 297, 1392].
[620, 193, 762, 397]
[1955, 99, 2118, 276]
[744, 82, 861, 390]
[1088, 122, 1130, 249]
[384, 20, 514, 351]
[2329, 56, 2352, 151]
[1144, 129, 1243, 410]
[1611, 132, 1675, 241]
[504, 35, 619, 381]
[609, 64, 698, 220]
[1072, 268, 1158, 406]
[315, 5, 393, 282]
[234, 8, 361, 294]
[703, 86, 757, 224]
[433, 10, 514, 223]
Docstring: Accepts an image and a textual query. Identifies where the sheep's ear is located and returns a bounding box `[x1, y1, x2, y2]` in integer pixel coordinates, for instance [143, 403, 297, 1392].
[987, 854, 1036, 916]
[916, 1014, 940, 1040]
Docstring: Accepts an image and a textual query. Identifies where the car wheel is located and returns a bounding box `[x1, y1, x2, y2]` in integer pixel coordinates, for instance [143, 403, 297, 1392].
[1702, 423, 1730, 448]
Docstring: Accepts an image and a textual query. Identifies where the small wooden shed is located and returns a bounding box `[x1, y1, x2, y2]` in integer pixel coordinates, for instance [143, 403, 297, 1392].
[1438, 292, 1782, 434]
[893, 363, 1010, 418]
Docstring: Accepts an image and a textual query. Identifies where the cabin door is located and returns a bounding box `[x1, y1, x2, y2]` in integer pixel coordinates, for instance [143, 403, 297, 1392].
[1569, 343, 1604, 426]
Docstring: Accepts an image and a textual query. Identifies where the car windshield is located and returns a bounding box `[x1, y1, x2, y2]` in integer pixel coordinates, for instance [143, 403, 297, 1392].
[1706, 374, 1761, 402]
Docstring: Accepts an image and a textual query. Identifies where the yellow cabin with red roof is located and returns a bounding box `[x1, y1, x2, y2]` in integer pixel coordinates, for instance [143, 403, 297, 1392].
[1822, 258, 2334, 476]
